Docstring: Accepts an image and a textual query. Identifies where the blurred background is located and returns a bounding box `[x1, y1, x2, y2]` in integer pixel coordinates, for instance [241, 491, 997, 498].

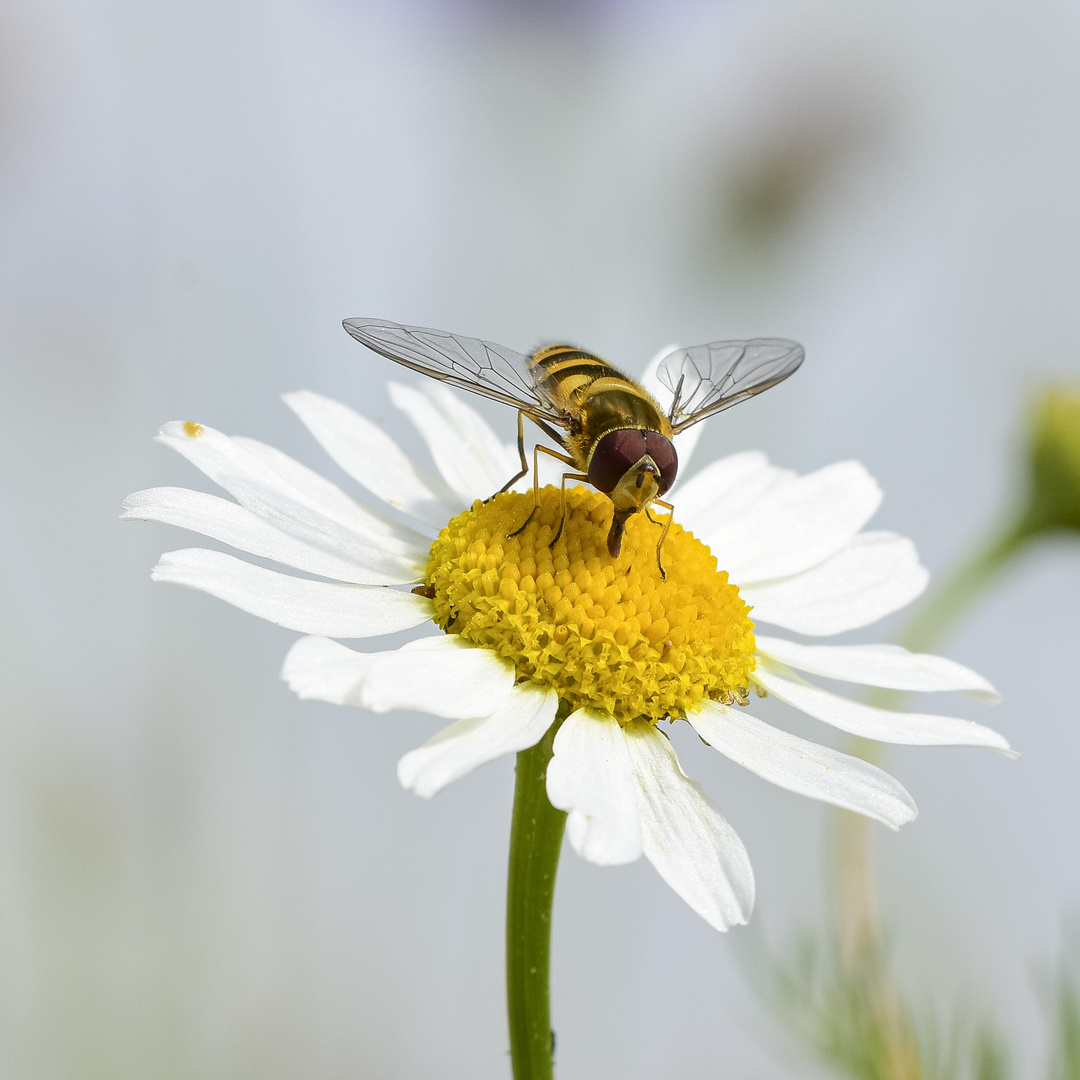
[1, 0, 1078, 1076]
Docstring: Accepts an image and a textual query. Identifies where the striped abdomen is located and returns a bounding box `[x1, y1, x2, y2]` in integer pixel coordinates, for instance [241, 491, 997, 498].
[527, 345, 671, 467]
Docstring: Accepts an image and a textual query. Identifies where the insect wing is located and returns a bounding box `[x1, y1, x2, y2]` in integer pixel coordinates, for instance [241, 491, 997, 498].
[657, 338, 804, 434]
[343, 318, 569, 425]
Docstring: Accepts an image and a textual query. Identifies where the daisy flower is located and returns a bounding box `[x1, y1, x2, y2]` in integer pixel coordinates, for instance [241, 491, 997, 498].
[122, 374, 1008, 932]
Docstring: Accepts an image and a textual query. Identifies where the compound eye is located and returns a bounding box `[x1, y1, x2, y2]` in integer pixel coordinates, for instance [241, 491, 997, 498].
[588, 429, 648, 494]
[645, 432, 678, 494]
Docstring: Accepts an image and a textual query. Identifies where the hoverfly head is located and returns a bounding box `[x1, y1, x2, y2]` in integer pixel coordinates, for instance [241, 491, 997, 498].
[589, 429, 678, 514]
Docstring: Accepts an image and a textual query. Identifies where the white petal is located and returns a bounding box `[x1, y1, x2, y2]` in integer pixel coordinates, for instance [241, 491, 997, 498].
[706, 461, 882, 584]
[283, 390, 460, 529]
[282, 635, 376, 702]
[639, 344, 704, 475]
[356, 636, 517, 717]
[752, 658, 1013, 751]
[755, 636, 1001, 703]
[623, 722, 754, 931]
[397, 682, 559, 797]
[156, 421, 428, 560]
[281, 634, 516, 718]
[546, 709, 642, 866]
[152, 548, 432, 637]
[672, 427, 705, 483]
[687, 702, 917, 829]
[675, 451, 794, 539]
[233, 435, 434, 551]
[389, 383, 518, 504]
[122, 487, 424, 585]
[741, 532, 929, 636]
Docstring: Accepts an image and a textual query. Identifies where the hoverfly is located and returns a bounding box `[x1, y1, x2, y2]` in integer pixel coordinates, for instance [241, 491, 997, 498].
[343, 318, 804, 575]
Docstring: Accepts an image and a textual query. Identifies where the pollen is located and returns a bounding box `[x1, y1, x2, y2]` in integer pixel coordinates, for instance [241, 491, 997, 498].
[425, 487, 756, 724]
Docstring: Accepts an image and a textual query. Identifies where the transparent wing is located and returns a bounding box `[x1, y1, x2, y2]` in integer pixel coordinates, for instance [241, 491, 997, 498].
[657, 338, 804, 434]
[343, 318, 570, 426]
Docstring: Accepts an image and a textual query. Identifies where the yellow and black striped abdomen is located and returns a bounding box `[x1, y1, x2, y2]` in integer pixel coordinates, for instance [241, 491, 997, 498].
[528, 344, 671, 468]
[527, 345, 618, 408]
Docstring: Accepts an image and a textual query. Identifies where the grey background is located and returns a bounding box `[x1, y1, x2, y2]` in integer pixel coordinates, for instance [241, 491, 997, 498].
[1, 0, 1077, 1076]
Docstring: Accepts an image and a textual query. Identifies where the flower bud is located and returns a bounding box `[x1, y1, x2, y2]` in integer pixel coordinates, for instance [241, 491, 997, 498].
[1025, 386, 1080, 533]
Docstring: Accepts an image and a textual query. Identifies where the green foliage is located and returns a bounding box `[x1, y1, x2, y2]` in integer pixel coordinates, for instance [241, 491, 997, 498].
[766, 934, 924, 1080]
[918, 1004, 1011, 1080]
[763, 928, 1080, 1080]
[1047, 943, 1080, 1080]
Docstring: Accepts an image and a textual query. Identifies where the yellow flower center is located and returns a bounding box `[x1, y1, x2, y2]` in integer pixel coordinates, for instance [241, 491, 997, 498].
[424, 487, 756, 724]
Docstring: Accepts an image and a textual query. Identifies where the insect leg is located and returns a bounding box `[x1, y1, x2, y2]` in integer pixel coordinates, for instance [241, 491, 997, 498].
[507, 443, 576, 538]
[495, 411, 530, 496]
[647, 498, 675, 581]
[550, 469, 589, 547]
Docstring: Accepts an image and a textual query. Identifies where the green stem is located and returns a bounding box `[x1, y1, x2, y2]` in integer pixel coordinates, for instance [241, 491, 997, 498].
[855, 512, 1036, 730]
[507, 718, 567, 1080]
[895, 513, 1035, 656]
